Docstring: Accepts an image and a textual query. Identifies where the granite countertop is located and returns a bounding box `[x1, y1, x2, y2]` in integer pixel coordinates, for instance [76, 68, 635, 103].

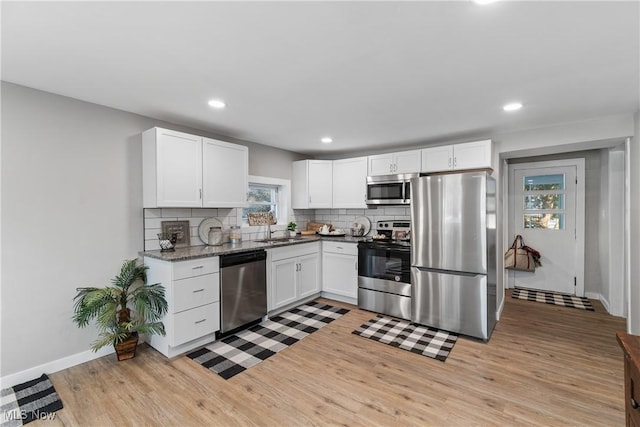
[141, 234, 367, 262]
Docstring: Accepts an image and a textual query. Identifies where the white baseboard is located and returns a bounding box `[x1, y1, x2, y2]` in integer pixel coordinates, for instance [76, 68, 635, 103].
[0, 346, 114, 389]
[585, 292, 610, 312]
[320, 292, 357, 306]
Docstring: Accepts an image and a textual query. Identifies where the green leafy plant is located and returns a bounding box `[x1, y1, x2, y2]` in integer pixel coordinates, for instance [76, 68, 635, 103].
[287, 221, 297, 232]
[72, 259, 168, 351]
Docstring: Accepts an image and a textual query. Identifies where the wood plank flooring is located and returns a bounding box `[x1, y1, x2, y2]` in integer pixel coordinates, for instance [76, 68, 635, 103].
[39, 291, 626, 426]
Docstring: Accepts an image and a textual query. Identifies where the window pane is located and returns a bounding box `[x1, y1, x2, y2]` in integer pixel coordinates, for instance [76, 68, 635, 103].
[523, 213, 565, 229]
[523, 174, 564, 191]
[247, 187, 275, 203]
[524, 194, 564, 210]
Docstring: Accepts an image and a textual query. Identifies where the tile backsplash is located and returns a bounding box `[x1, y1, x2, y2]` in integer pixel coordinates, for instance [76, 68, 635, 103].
[143, 208, 316, 251]
[143, 206, 409, 250]
[312, 206, 411, 235]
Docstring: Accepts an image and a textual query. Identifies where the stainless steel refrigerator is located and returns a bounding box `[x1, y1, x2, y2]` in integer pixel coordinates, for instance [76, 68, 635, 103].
[410, 172, 496, 340]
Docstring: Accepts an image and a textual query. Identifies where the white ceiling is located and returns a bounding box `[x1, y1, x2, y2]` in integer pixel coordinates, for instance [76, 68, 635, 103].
[2, 1, 639, 156]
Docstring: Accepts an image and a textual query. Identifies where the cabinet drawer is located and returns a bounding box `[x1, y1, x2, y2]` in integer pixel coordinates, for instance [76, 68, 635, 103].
[172, 302, 220, 346]
[270, 242, 320, 262]
[173, 257, 219, 280]
[173, 273, 219, 313]
[323, 241, 358, 256]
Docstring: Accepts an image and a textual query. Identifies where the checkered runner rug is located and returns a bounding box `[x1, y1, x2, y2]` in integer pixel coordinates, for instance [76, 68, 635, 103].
[187, 301, 349, 380]
[1, 374, 63, 426]
[512, 288, 594, 311]
[352, 315, 458, 362]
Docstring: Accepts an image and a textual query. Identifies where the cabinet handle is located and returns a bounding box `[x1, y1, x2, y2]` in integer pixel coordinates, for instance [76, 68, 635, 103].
[454, 157, 457, 168]
[192, 265, 204, 270]
[192, 288, 205, 293]
[355, 261, 358, 270]
[199, 188, 202, 200]
[448, 157, 452, 167]
[194, 319, 206, 324]
[336, 246, 343, 249]
[632, 397, 639, 409]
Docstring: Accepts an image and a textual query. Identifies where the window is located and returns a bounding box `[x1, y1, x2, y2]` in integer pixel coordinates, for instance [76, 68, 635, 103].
[522, 174, 565, 230]
[242, 176, 291, 226]
[243, 184, 279, 222]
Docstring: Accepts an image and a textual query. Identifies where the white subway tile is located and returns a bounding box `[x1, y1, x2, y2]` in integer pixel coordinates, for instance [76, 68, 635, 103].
[193, 208, 219, 217]
[383, 207, 406, 216]
[347, 209, 365, 215]
[144, 218, 164, 229]
[144, 239, 161, 251]
[145, 228, 161, 240]
[144, 208, 162, 218]
[188, 217, 205, 227]
[161, 208, 192, 218]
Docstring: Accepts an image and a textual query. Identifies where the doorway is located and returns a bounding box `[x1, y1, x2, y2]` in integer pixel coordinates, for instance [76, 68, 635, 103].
[508, 159, 586, 296]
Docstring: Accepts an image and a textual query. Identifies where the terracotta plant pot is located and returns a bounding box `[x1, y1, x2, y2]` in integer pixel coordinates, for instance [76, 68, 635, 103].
[114, 332, 139, 361]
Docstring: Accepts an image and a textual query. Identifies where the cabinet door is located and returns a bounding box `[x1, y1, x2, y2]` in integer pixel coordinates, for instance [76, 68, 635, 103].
[453, 140, 492, 170]
[421, 145, 453, 173]
[156, 129, 202, 207]
[332, 157, 367, 208]
[202, 138, 248, 208]
[271, 258, 298, 309]
[291, 160, 309, 209]
[298, 252, 321, 299]
[322, 253, 358, 298]
[394, 149, 422, 174]
[368, 154, 395, 176]
[308, 160, 333, 208]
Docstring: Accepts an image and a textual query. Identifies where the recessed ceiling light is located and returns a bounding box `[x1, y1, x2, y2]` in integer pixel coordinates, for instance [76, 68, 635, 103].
[321, 137, 333, 144]
[503, 102, 523, 112]
[473, 0, 499, 4]
[208, 99, 226, 109]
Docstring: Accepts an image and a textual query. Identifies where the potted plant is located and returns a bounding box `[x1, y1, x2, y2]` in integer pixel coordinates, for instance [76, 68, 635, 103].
[72, 259, 168, 361]
[287, 221, 297, 237]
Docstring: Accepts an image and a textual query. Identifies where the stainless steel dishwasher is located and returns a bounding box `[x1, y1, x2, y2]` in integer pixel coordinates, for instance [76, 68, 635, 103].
[218, 250, 267, 335]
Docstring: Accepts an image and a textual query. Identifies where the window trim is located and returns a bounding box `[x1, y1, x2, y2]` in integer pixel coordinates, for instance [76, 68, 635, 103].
[241, 175, 291, 228]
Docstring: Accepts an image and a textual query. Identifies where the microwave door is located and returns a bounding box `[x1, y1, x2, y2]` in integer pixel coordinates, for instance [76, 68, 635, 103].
[367, 182, 404, 205]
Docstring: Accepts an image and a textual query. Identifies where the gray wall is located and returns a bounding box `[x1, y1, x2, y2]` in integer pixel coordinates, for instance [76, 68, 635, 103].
[0, 82, 304, 376]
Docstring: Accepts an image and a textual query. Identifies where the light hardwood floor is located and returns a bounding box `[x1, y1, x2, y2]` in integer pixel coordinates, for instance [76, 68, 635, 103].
[40, 291, 626, 426]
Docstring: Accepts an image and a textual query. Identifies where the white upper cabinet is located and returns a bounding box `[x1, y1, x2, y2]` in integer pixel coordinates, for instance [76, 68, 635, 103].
[202, 137, 248, 208]
[332, 157, 367, 209]
[143, 128, 203, 208]
[368, 149, 421, 176]
[292, 160, 333, 209]
[421, 140, 492, 173]
[143, 128, 248, 208]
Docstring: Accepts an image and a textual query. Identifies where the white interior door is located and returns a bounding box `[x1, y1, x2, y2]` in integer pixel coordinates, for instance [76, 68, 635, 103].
[511, 162, 585, 296]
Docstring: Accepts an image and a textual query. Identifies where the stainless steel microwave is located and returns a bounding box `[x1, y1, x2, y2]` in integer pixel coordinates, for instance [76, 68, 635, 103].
[366, 173, 418, 205]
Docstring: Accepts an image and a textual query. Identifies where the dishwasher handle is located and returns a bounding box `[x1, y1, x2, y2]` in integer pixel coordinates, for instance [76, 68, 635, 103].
[220, 250, 267, 268]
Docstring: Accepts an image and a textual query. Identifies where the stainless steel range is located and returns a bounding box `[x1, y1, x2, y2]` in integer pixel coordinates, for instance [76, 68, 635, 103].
[357, 221, 411, 320]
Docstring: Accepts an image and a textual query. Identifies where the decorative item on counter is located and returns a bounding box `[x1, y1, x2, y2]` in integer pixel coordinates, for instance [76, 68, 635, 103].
[287, 221, 297, 237]
[198, 218, 224, 245]
[229, 225, 242, 245]
[157, 232, 178, 251]
[207, 226, 223, 246]
[160, 220, 190, 247]
[247, 211, 276, 226]
[350, 222, 365, 236]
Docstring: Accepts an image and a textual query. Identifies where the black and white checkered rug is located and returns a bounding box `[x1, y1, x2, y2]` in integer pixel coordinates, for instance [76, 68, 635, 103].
[0, 374, 63, 426]
[512, 287, 594, 311]
[352, 315, 458, 362]
[187, 301, 349, 380]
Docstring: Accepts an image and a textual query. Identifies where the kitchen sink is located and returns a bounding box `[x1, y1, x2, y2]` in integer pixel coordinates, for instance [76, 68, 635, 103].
[254, 238, 299, 244]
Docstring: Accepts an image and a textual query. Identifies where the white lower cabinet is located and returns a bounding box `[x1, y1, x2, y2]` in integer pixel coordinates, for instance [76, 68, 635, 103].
[268, 242, 321, 312]
[322, 241, 358, 302]
[144, 256, 221, 357]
